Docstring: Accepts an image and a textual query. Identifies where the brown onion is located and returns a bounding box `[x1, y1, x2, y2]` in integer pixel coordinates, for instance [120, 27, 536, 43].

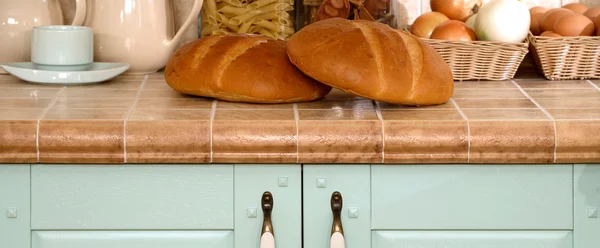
[410, 12, 450, 38]
[430, 0, 482, 22]
[430, 20, 477, 41]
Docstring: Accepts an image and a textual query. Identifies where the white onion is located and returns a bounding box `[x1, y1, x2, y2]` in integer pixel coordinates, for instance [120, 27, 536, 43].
[474, 0, 530, 42]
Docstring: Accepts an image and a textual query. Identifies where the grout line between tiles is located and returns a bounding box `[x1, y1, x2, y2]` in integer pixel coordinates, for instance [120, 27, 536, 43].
[450, 98, 470, 163]
[293, 103, 299, 164]
[512, 80, 557, 163]
[123, 75, 149, 163]
[587, 80, 600, 91]
[36, 86, 66, 163]
[373, 101, 384, 163]
[210, 100, 217, 163]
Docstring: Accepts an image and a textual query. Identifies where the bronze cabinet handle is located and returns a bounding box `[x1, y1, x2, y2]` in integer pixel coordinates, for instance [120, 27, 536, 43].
[260, 191, 275, 248]
[330, 191, 346, 248]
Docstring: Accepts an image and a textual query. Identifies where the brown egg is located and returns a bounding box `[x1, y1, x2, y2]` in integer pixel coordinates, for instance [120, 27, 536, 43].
[430, 20, 477, 41]
[584, 7, 600, 19]
[540, 31, 563, 37]
[553, 13, 595, 36]
[592, 14, 600, 30]
[530, 13, 545, 35]
[562, 3, 588, 14]
[530, 6, 548, 15]
[540, 8, 573, 32]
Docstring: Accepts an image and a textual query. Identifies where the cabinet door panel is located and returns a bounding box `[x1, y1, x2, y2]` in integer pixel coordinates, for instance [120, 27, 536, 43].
[574, 164, 600, 247]
[31, 164, 234, 230]
[303, 164, 371, 248]
[372, 164, 573, 229]
[0, 165, 30, 248]
[234, 164, 301, 248]
[373, 231, 572, 248]
[32, 231, 233, 248]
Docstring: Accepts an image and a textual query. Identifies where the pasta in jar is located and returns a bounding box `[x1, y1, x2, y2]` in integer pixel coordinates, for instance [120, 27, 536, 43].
[200, 0, 295, 39]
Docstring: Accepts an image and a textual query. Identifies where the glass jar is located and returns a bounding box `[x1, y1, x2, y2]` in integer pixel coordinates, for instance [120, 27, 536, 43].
[297, 0, 395, 29]
[199, 0, 296, 39]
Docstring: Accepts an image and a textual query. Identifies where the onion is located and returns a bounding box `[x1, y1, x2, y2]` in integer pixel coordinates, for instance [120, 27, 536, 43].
[430, 20, 477, 41]
[410, 12, 450, 38]
[430, 0, 482, 22]
[474, 0, 530, 42]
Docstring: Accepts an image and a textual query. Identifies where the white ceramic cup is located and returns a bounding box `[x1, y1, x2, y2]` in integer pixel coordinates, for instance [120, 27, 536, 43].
[31, 25, 94, 71]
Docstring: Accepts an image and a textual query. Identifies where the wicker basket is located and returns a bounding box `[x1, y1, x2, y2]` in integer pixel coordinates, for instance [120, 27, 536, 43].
[419, 37, 529, 81]
[528, 32, 600, 80]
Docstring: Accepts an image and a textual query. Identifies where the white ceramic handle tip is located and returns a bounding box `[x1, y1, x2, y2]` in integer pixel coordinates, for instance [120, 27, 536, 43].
[330, 232, 345, 248]
[260, 232, 275, 248]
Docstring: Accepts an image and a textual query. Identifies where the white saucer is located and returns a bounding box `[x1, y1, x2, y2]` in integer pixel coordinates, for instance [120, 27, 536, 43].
[0, 62, 130, 85]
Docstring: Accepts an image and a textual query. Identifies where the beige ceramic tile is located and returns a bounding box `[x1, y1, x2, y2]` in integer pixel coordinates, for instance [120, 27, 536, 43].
[43, 108, 128, 120]
[590, 80, 600, 88]
[297, 99, 375, 110]
[68, 79, 143, 89]
[217, 101, 293, 110]
[298, 119, 382, 163]
[0, 89, 60, 98]
[299, 110, 378, 120]
[525, 89, 600, 99]
[0, 77, 63, 89]
[0, 109, 45, 120]
[0, 120, 37, 163]
[60, 88, 139, 98]
[39, 120, 125, 163]
[136, 98, 213, 109]
[548, 109, 600, 120]
[212, 120, 297, 163]
[454, 98, 537, 108]
[384, 120, 468, 163]
[139, 89, 190, 98]
[536, 98, 600, 109]
[53, 98, 136, 109]
[129, 109, 211, 120]
[462, 109, 549, 120]
[453, 89, 526, 99]
[378, 101, 455, 109]
[517, 80, 595, 89]
[0, 98, 53, 108]
[143, 79, 174, 90]
[126, 120, 211, 163]
[381, 109, 463, 120]
[453, 81, 517, 89]
[216, 110, 295, 120]
[469, 120, 555, 163]
[555, 120, 600, 163]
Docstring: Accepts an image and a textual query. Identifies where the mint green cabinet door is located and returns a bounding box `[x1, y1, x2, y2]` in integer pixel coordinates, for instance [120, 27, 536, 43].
[0, 165, 30, 248]
[574, 164, 600, 247]
[32, 231, 233, 248]
[234, 164, 301, 248]
[302, 164, 371, 248]
[372, 164, 573, 230]
[31, 164, 234, 230]
[372, 231, 573, 247]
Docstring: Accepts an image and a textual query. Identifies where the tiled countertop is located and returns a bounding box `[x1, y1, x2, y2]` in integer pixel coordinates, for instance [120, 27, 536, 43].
[1, 66, 599, 164]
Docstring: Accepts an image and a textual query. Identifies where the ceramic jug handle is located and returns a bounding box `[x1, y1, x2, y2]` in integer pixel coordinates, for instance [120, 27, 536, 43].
[170, 0, 204, 46]
[71, 0, 87, 26]
[330, 192, 345, 248]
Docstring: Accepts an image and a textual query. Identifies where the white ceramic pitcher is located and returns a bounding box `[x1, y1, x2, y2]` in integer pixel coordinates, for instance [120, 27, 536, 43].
[0, 0, 86, 74]
[82, 0, 203, 75]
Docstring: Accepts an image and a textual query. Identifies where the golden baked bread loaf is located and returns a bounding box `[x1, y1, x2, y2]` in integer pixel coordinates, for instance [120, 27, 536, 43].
[164, 34, 332, 103]
[286, 18, 454, 106]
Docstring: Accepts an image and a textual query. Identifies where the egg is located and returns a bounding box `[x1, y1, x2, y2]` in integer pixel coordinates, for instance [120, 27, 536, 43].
[553, 13, 595, 36]
[540, 31, 562, 37]
[583, 7, 600, 19]
[562, 3, 588, 14]
[530, 6, 548, 15]
[530, 13, 545, 35]
[540, 8, 573, 32]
